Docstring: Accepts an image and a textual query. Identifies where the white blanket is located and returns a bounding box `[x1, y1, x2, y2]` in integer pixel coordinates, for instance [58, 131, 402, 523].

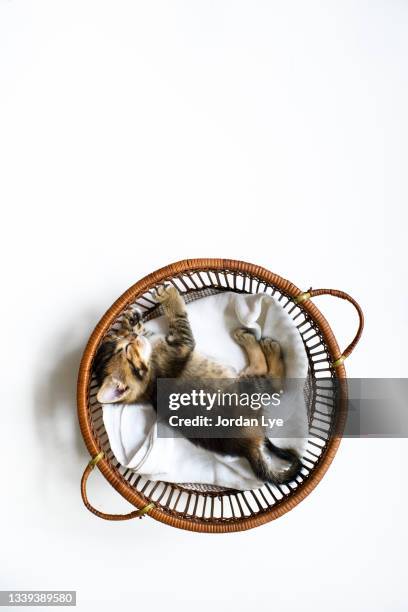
[102, 292, 309, 490]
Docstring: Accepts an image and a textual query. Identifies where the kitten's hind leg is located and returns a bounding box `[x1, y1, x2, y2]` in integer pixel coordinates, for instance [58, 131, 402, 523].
[233, 328, 268, 376]
[259, 337, 285, 390]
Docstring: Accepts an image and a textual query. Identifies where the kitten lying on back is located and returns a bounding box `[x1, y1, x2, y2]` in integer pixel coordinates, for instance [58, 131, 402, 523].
[94, 286, 301, 484]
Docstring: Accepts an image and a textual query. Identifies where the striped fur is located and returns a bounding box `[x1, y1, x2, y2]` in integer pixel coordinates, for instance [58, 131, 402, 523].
[94, 286, 301, 484]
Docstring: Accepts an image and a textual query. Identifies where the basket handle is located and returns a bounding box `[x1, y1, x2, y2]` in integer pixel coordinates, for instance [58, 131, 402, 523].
[81, 452, 155, 521]
[294, 288, 364, 367]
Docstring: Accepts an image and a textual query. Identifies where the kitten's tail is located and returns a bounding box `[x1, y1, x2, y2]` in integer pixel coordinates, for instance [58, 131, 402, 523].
[247, 439, 302, 485]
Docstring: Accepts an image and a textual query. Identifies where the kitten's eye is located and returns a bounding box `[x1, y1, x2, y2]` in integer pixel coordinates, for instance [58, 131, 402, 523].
[129, 361, 145, 379]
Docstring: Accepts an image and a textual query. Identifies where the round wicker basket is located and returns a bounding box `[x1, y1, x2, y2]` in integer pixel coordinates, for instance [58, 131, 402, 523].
[77, 259, 363, 533]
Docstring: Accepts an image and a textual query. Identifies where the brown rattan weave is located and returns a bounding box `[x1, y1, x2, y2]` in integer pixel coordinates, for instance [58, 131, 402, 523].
[77, 259, 363, 533]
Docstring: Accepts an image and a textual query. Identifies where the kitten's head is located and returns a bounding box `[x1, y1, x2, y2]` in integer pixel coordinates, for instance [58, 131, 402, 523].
[94, 327, 152, 404]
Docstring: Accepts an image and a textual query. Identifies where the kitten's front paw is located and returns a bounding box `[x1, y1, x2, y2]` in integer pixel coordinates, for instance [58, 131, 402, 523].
[126, 305, 143, 328]
[154, 284, 186, 315]
[154, 284, 178, 304]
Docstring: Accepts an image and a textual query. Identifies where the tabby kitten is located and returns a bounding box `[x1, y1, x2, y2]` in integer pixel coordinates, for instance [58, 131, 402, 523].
[94, 286, 301, 484]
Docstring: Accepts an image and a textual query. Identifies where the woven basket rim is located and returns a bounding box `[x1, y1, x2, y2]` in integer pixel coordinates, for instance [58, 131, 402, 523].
[77, 258, 347, 533]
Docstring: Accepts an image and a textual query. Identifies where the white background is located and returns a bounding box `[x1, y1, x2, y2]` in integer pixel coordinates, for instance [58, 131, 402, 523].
[1, 1, 407, 610]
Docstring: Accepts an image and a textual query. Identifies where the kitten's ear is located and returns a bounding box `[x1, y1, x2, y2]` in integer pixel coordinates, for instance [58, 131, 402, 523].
[97, 377, 128, 404]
